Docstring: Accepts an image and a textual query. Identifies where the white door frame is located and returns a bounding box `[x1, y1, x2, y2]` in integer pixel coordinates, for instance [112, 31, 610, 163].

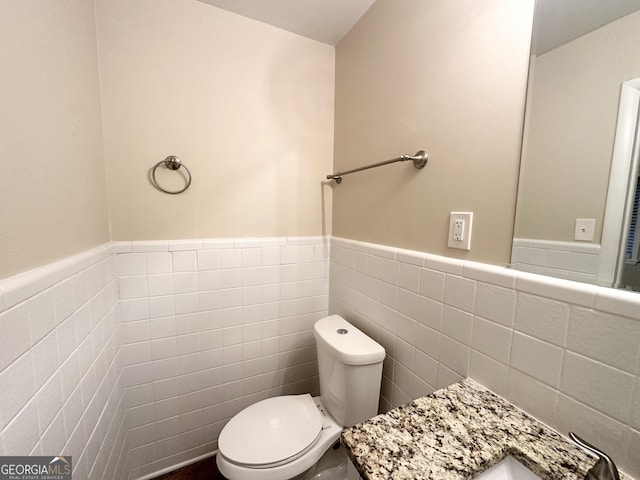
[598, 78, 640, 287]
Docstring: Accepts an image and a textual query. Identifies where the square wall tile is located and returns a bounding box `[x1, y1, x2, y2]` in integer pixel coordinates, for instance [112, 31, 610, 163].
[175, 293, 199, 315]
[148, 275, 174, 297]
[149, 296, 175, 318]
[373, 258, 399, 284]
[419, 268, 445, 301]
[414, 350, 438, 387]
[120, 342, 151, 367]
[146, 253, 172, 275]
[510, 332, 563, 387]
[53, 280, 76, 325]
[55, 318, 78, 364]
[220, 250, 242, 269]
[414, 324, 440, 360]
[438, 335, 469, 377]
[220, 269, 242, 289]
[119, 276, 148, 300]
[396, 289, 418, 321]
[31, 332, 60, 389]
[436, 364, 464, 390]
[39, 411, 66, 455]
[241, 249, 261, 268]
[567, 307, 640, 374]
[417, 296, 443, 331]
[261, 247, 281, 266]
[442, 306, 473, 345]
[35, 374, 64, 435]
[150, 317, 176, 340]
[0, 304, 31, 372]
[199, 291, 221, 312]
[471, 316, 512, 364]
[468, 351, 508, 397]
[444, 275, 476, 313]
[514, 292, 569, 346]
[173, 252, 197, 273]
[118, 254, 146, 276]
[121, 321, 151, 345]
[505, 370, 558, 425]
[27, 290, 56, 345]
[393, 362, 413, 395]
[197, 250, 220, 271]
[198, 271, 221, 291]
[398, 264, 420, 293]
[561, 352, 635, 422]
[120, 299, 150, 322]
[395, 339, 415, 370]
[474, 283, 515, 327]
[174, 273, 198, 294]
[1, 398, 39, 455]
[151, 338, 177, 361]
[242, 268, 262, 287]
[554, 394, 626, 458]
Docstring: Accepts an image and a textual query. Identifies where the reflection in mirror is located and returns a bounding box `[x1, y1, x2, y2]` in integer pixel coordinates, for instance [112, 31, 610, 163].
[511, 0, 640, 290]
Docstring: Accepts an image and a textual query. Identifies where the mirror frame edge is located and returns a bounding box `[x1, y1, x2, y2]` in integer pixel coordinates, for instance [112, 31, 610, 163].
[599, 78, 640, 287]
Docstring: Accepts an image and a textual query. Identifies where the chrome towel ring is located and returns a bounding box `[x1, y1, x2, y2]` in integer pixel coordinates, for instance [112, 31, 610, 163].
[151, 155, 192, 194]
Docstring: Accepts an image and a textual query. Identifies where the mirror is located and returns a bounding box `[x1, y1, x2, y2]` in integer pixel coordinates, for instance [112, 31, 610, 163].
[511, 0, 640, 290]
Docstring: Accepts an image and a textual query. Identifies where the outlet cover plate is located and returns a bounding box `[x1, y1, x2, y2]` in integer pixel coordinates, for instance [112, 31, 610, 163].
[448, 212, 473, 250]
[575, 218, 596, 241]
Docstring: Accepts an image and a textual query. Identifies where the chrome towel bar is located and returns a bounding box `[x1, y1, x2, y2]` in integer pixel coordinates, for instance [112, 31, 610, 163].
[151, 155, 192, 194]
[326, 150, 428, 184]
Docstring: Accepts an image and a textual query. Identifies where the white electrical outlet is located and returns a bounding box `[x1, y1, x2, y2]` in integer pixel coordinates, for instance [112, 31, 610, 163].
[453, 219, 464, 241]
[448, 212, 473, 250]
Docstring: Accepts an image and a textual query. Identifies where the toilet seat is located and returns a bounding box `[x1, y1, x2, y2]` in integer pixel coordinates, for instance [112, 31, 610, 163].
[218, 394, 324, 468]
[216, 396, 343, 480]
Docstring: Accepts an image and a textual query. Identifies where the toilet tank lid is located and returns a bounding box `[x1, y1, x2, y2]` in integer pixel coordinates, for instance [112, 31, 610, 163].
[314, 315, 385, 365]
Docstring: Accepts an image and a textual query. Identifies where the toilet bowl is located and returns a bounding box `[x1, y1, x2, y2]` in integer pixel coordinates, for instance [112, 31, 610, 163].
[216, 395, 342, 480]
[216, 315, 385, 480]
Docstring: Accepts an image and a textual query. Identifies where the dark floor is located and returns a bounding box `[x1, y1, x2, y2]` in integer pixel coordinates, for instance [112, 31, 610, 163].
[152, 456, 227, 480]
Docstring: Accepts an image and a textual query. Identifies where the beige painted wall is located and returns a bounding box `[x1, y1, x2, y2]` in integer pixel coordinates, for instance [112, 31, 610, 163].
[515, 10, 640, 242]
[332, 0, 534, 266]
[0, 1, 110, 279]
[95, 0, 335, 241]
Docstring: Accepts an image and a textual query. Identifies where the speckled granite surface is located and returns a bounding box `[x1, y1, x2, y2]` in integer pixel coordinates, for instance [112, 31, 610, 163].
[342, 379, 629, 480]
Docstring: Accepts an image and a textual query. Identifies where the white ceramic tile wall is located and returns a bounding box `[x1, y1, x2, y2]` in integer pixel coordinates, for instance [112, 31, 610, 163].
[512, 238, 600, 283]
[329, 237, 640, 479]
[3, 235, 638, 479]
[115, 237, 329, 479]
[0, 244, 127, 480]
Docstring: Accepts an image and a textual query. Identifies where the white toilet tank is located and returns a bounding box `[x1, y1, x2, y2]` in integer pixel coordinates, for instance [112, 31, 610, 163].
[314, 315, 385, 427]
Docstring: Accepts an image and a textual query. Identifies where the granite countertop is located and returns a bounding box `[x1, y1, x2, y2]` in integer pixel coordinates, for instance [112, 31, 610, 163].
[342, 378, 629, 480]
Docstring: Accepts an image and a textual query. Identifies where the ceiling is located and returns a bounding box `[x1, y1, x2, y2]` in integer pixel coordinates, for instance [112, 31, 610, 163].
[533, 0, 640, 54]
[197, 0, 640, 54]
[197, 0, 376, 46]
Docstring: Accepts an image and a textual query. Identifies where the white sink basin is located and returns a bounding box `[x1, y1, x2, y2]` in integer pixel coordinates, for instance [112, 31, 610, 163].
[474, 456, 542, 480]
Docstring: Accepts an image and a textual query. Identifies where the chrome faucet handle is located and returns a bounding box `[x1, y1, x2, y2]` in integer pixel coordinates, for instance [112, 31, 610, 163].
[569, 432, 620, 480]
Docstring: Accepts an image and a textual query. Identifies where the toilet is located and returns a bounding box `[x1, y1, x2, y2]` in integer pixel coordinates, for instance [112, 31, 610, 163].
[216, 314, 385, 480]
